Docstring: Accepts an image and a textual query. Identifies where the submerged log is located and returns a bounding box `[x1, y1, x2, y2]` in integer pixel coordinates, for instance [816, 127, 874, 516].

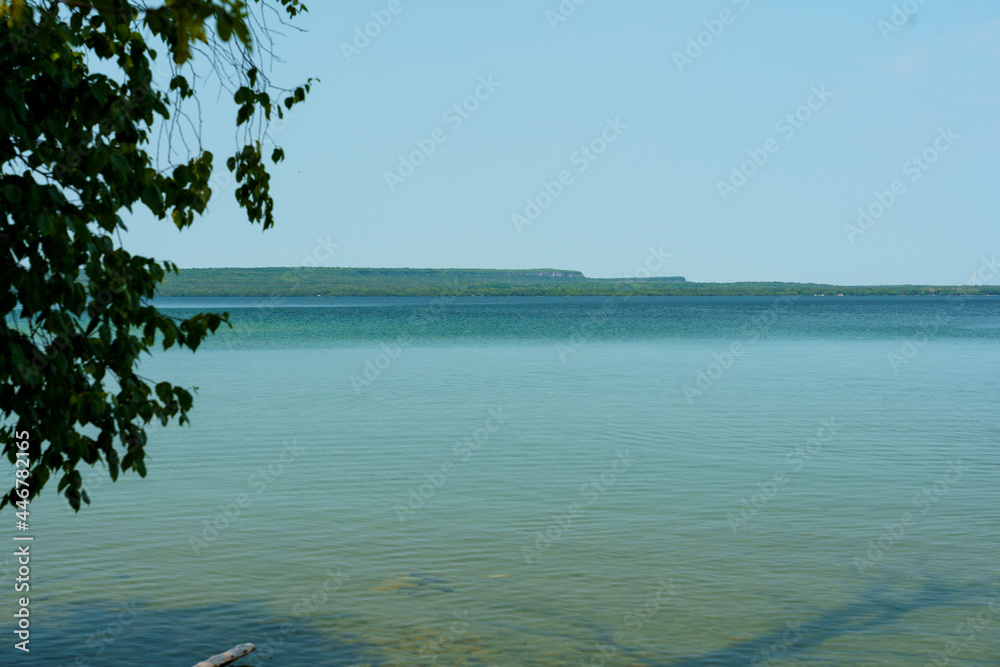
[192, 643, 256, 667]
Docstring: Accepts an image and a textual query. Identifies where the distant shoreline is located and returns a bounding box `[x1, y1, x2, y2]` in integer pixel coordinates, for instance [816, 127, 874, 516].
[156, 267, 997, 298]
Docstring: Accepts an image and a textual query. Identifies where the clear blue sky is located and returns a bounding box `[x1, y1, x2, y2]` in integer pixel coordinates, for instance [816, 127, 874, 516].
[121, 0, 1000, 284]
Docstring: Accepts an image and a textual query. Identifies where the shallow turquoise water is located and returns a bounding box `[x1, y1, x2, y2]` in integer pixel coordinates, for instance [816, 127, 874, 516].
[5, 297, 999, 665]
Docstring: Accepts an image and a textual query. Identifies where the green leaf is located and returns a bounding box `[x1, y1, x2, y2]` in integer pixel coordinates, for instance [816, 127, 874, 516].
[236, 105, 252, 126]
[217, 13, 233, 42]
[4, 84, 25, 107]
[140, 184, 163, 214]
[234, 86, 254, 105]
[155, 382, 172, 402]
[172, 164, 191, 184]
[3, 184, 22, 204]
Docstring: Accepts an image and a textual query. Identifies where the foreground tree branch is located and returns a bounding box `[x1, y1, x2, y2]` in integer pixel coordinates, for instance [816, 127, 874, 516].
[0, 0, 315, 510]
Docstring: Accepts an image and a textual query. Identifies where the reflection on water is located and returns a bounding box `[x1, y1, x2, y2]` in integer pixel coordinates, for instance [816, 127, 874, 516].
[10, 579, 997, 666]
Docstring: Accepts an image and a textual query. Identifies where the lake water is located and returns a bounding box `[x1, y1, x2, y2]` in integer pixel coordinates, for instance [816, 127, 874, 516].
[6, 297, 1000, 666]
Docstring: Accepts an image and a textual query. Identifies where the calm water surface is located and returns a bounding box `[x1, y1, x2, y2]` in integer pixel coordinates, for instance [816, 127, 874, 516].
[5, 297, 999, 665]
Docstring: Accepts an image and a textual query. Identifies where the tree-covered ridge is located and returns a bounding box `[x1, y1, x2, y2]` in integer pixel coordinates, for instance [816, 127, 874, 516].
[156, 267, 997, 297]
